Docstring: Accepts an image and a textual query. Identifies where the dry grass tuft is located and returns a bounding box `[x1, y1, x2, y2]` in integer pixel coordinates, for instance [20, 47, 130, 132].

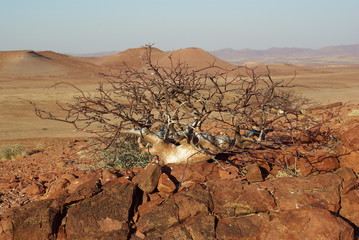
[0, 144, 27, 161]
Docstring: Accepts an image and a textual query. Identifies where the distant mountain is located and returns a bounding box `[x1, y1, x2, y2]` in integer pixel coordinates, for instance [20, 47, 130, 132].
[210, 44, 359, 65]
[70, 51, 120, 57]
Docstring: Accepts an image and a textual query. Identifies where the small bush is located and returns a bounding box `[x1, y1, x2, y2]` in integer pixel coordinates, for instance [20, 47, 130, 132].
[0, 144, 26, 161]
[97, 135, 151, 169]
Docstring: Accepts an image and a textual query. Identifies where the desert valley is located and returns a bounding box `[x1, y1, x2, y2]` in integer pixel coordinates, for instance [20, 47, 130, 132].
[1, 45, 359, 239]
[1, 46, 359, 140]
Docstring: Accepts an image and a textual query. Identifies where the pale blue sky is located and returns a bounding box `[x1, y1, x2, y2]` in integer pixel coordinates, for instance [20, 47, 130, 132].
[1, 0, 358, 53]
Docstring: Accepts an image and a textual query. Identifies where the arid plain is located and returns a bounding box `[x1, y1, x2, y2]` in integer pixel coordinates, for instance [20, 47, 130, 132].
[0, 46, 359, 141]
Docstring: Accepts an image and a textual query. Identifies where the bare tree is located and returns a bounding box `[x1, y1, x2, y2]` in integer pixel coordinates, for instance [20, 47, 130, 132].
[30, 44, 338, 167]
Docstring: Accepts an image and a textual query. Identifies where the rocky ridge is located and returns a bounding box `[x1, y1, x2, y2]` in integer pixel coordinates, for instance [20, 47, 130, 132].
[0, 105, 359, 239]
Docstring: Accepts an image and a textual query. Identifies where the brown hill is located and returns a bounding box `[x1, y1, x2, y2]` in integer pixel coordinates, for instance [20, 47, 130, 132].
[155, 47, 236, 71]
[82, 47, 236, 73]
[85, 47, 164, 70]
[0, 47, 237, 78]
[0, 50, 101, 77]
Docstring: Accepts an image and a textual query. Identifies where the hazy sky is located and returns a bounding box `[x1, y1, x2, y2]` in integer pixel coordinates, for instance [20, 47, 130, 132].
[1, 0, 358, 54]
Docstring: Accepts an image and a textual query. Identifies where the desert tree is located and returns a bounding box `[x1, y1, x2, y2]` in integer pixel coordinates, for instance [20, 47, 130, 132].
[30, 44, 338, 169]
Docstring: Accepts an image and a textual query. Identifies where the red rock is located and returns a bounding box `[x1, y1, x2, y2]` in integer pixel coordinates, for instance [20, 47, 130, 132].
[60, 173, 77, 182]
[218, 167, 240, 179]
[245, 164, 263, 182]
[340, 189, 359, 227]
[157, 173, 176, 194]
[209, 179, 276, 217]
[100, 169, 119, 185]
[24, 183, 45, 196]
[40, 178, 70, 200]
[38, 173, 56, 183]
[309, 151, 340, 172]
[66, 171, 100, 194]
[136, 200, 179, 234]
[259, 208, 354, 240]
[136, 184, 212, 236]
[175, 193, 209, 222]
[338, 125, 359, 172]
[338, 147, 359, 172]
[341, 124, 359, 149]
[342, 178, 359, 195]
[261, 173, 342, 212]
[132, 162, 162, 193]
[166, 161, 219, 183]
[56, 225, 67, 240]
[116, 176, 132, 184]
[0, 200, 63, 240]
[216, 213, 270, 240]
[0, 182, 19, 190]
[296, 158, 315, 176]
[66, 182, 136, 240]
[137, 197, 164, 215]
[65, 171, 101, 204]
[336, 167, 357, 182]
[184, 215, 216, 240]
[162, 225, 192, 240]
[134, 230, 146, 239]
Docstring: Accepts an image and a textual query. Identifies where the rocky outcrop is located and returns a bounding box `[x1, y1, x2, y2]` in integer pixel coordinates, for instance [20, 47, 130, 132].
[339, 125, 359, 172]
[0, 199, 63, 240]
[0, 160, 358, 239]
[65, 182, 136, 240]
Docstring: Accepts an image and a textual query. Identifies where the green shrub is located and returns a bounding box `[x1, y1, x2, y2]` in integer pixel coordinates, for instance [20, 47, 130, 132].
[98, 135, 151, 169]
[0, 144, 26, 161]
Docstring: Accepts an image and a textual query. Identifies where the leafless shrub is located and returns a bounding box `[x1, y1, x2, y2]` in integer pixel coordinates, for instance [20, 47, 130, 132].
[30, 44, 339, 170]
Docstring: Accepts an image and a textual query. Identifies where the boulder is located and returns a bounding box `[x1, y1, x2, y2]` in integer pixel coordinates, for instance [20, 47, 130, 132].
[338, 147, 359, 173]
[160, 215, 216, 240]
[308, 151, 340, 172]
[162, 225, 192, 240]
[136, 199, 179, 234]
[259, 208, 354, 240]
[100, 169, 119, 185]
[40, 178, 70, 200]
[184, 215, 216, 240]
[165, 161, 220, 183]
[261, 173, 342, 212]
[157, 173, 176, 194]
[216, 213, 270, 240]
[65, 171, 101, 204]
[136, 184, 212, 236]
[341, 125, 359, 150]
[23, 183, 45, 196]
[339, 125, 359, 172]
[218, 166, 240, 180]
[340, 189, 359, 227]
[65, 182, 136, 240]
[0, 200, 63, 240]
[336, 167, 357, 182]
[209, 179, 276, 217]
[132, 162, 162, 193]
[245, 164, 263, 182]
[174, 184, 212, 222]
